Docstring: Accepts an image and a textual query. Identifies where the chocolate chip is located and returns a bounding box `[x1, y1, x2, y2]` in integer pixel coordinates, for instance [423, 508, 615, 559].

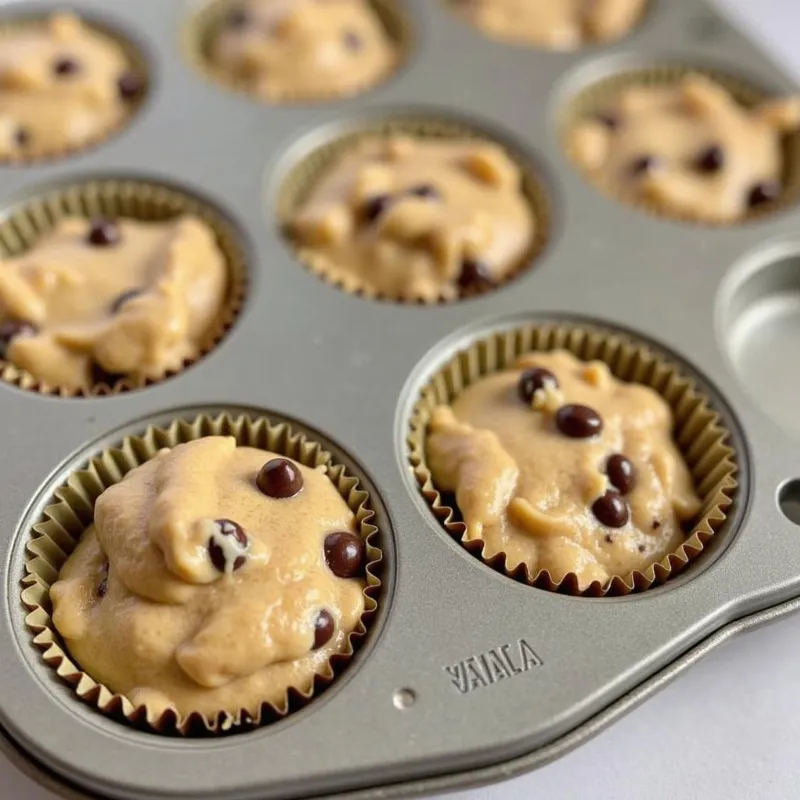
[592, 490, 630, 528]
[555, 404, 603, 438]
[604, 534, 614, 544]
[226, 7, 251, 27]
[97, 562, 109, 598]
[324, 531, 366, 578]
[362, 194, 392, 223]
[207, 518, 249, 573]
[517, 367, 558, 405]
[407, 184, 440, 200]
[747, 181, 780, 208]
[14, 127, 30, 147]
[91, 362, 126, 387]
[54, 56, 80, 77]
[256, 458, 303, 499]
[631, 155, 660, 175]
[638, 543, 646, 553]
[0, 320, 38, 359]
[606, 454, 636, 495]
[652, 519, 661, 530]
[458, 258, 494, 294]
[87, 218, 121, 247]
[343, 30, 363, 50]
[596, 112, 620, 130]
[117, 71, 143, 100]
[313, 609, 335, 649]
[694, 144, 724, 173]
[110, 288, 143, 314]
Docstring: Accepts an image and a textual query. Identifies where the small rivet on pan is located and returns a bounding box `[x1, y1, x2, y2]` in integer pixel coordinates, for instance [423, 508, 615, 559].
[778, 479, 800, 526]
[392, 688, 416, 710]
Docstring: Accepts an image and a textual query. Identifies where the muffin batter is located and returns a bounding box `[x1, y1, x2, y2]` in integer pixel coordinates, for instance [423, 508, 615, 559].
[453, 0, 646, 50]
[50, 437, 367, 719]
[0, 13, 143, 159]
[426, 350, 701, 589]
[210, 0, 397, 101]
[0, 216, 227, 391]
[291, 136, 536, 301]
[569, 74, 800, 222]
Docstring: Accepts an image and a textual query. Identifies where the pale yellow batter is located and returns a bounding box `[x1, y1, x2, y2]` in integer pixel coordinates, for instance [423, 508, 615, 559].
[291, 136, 535, 301]
[453, 0, 646, 50]
[569, 74, 800, 222]
[50, 437, 367, 719]
[426, 350, 701, 590]
[210, 0, 397, 101]
[0, 216, 227, 391]
[0, 13, 143, 159]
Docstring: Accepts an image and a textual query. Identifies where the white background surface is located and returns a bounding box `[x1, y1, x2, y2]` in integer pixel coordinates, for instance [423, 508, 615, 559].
[4, 0, 800, 798]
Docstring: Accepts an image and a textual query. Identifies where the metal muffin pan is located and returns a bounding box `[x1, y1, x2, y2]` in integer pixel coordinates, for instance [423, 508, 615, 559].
[1, 0, 799, 797]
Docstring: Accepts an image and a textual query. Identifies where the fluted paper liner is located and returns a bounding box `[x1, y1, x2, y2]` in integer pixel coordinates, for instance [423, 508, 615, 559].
[185, 0, 409, 104]
[21, 412, 383, 735]
[279, 117, 551, 303]
[408, 323, 739, 596]
[0, 14, 148, 165]
[562, 64, 800, 225]
[0, 179, 247, 398]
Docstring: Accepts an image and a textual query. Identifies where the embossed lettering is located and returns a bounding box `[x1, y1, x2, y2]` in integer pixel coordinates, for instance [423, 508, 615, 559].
[501, 643, 523, 675]
[443, 639, 544, 694]
[445, 663, 468, 694]
[465, 657, 489, 690]
[486, 649, 512, 682]
[519, 638, 543, 671]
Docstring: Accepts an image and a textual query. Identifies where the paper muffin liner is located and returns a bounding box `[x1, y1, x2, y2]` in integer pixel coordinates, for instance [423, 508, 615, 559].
[562, 64, 800, 225]
[0, 13, 149, 165]
[21, 412, 383, 736]
[184, 0, 409, 104]
[0, 179, 247, 398]
[279, 117, 551, 303]
[408, 322, 739, 596]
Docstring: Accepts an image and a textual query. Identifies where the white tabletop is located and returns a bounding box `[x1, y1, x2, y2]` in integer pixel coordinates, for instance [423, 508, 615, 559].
[4, 1, 800, 798]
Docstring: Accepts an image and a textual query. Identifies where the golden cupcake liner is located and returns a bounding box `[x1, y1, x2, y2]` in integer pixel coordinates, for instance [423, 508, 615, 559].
[184, 0, 410, 104]
[0, 13, 149, 165]
[21, 412, 383, 736]
[0, 179, 247, 398]
[408, 322, 739, 596]
[562, 64, 800, 225]
[279, 116, 551, 303]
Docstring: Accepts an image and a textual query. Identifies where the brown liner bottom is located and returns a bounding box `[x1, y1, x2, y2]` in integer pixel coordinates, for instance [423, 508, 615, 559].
[0, 179, 247, 398]
[21, 412, 383, 735]
[0, 13, 149, 165]
[184, 0, 410, 104]
[278, 116, 551, 304]
[408, 322, 739, 596]
[562, 64, 800, 225]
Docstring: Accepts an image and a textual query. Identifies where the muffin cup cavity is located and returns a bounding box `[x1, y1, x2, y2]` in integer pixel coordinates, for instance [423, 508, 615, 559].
[0, 179, 247, 398]
[21, 411, 383, 736]
[407, 322, 739, 596]
[0, 13, 149, 165]
[278, 116, 551, 304]
[562, 64, 800, 225]
[184, 0, 410, 104]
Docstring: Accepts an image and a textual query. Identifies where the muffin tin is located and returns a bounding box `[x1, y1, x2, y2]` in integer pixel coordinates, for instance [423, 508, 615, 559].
[1, 0, 800, 798]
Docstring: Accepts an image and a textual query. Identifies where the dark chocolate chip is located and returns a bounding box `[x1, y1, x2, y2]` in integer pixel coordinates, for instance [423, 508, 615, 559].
[592, 490, 630, 528]
[517, 367, 559, 405]
[638, 543, 646, 553]
[324, 531, 366, 579]
[256, 458, 303, 499]
[652, 519, 661, 530]
[110, 288, 143, 314]
[604, 534, 614, 544]
[87, 218, 121, 247]
[362, 193, 392, 223]
[313, 609, 335, 649]
[208, 518, 249, 573]
[91, 362, 126, 387]
[14, 127, 30, 147]
[596, 112, 620, 130]
[407, 184, 440, 200]
[555, 404, 603, 438]
[457, 258, 494, 294]
[694, 144, 724, 173]
[631, 155, 660, 175]
[117, 71, 143, 100]
[606, 454, 636, 495]
[54, 56, 80, 77]
[747, 181, 780, 208]
[0, 320, 38, 359]
[343, 30, 363, 50]
[226, 7, 251, 27]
